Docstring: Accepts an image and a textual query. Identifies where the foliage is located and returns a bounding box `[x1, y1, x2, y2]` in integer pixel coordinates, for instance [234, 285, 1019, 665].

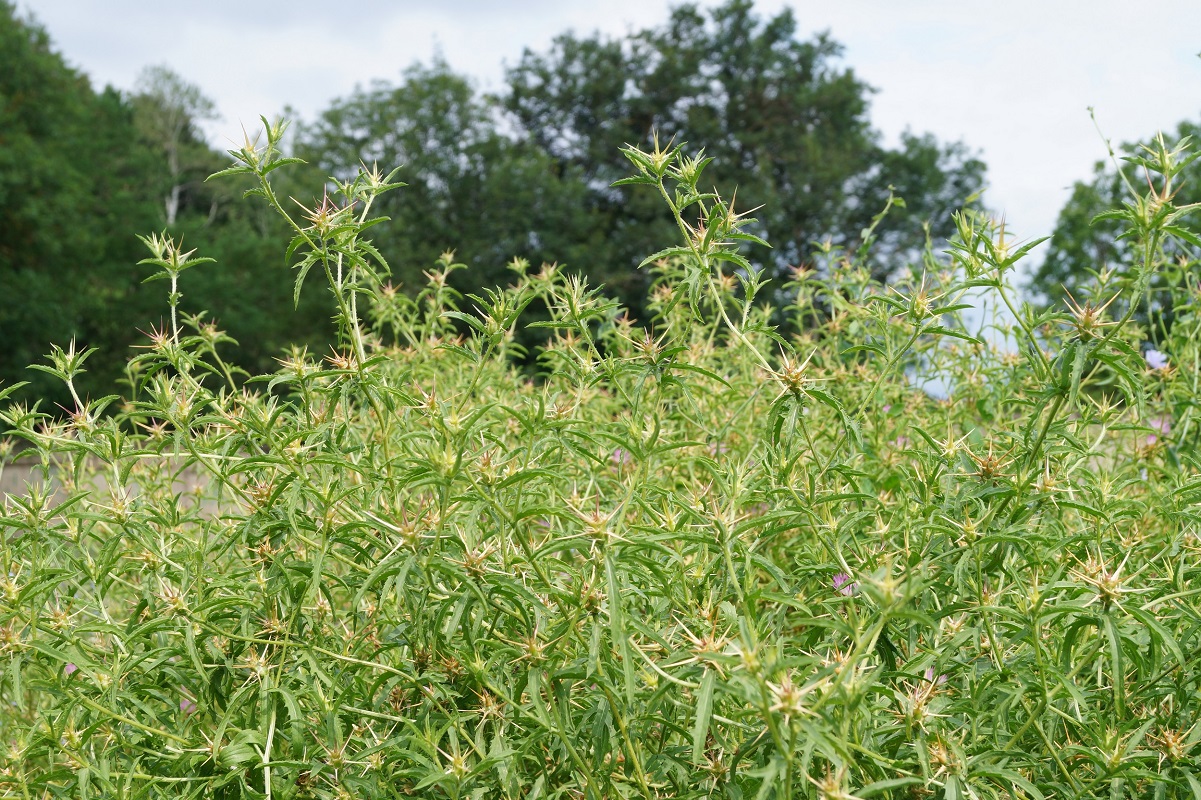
[292, 59, 594, 302]
[295, 0, 985, 320]
[0, 7, 337, 407]
[0, 1, 161, 402]
[503, 0, 985, 293]
[1029, 117, 1201, 342]
[1, 0, 985, 407]
[132, 64, 220, 226]
[2, 114, 1200, 800]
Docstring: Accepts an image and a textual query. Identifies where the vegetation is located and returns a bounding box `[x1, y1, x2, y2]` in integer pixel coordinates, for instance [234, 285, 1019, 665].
[1, 0, 984, 406]
[0, 3, 337, 407]
[298, 1, 985, 317]
[1030, 117, 1201, 346]
[1, 114, 1200, 799]
[5, 2, 1201, 797]
[0, 1, 159, 400]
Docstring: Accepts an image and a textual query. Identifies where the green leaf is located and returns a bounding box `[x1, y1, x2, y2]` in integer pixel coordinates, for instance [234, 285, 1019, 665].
[441, 310, 486, 333]
[638, 246, 696, 269]
[859, 778, 925, 798]
[1104, 614, 1126, 717]
[610, 175, 658, 187]
[691, 668, 717, 763]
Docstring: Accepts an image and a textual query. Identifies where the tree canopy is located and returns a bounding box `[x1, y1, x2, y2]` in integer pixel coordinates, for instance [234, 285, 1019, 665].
[0, 3, 333, 406]
[292, 60, 594, 297]
[0, 2, 158, 401]
[132, 64, 220, 226]
[2, 0, 987, 406]
[297, 0, 986, 317]
[505, 1, 984, 283]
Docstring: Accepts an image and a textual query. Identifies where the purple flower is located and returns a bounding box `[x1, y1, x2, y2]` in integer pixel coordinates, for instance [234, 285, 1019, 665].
[882, 404, 892, 414]
[611, 448, 633, 467]
[64, 663, 77, 676]
[924, 666, 948, 685]
[180, 696, 197, 715]
[1145, 349, 1169, 370]
[1144, 416, 1172, 447]
[832, 573, 858, 596]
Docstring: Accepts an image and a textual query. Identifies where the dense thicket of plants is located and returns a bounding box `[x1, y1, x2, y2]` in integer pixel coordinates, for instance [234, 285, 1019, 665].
[1, 119, 1199, 799]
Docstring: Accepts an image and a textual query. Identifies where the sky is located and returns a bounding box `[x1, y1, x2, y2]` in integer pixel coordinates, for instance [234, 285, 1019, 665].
[14, 0, 1201, 268]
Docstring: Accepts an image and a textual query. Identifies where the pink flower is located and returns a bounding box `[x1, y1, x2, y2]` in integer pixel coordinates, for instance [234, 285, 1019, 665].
[832, 573, 858, 596]
[180, 696, 197, 715]
[64, 663, 77, 676]
[924, 666, 947, 685]
[611, 448, 633, 467]
[1145, 416, 1172, 446]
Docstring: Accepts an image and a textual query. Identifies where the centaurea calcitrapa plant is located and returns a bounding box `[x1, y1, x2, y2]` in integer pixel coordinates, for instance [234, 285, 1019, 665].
[2, 117, 1201, 800]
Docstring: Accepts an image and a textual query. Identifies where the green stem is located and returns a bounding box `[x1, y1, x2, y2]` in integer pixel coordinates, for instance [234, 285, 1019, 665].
[75, 695, 189, 745]
[994, 274, 1049, 375]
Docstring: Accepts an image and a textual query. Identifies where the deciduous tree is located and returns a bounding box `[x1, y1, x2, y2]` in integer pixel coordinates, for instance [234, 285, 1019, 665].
[504, 0, 985, 295]
[131, 65, 219, 226]
[1030, 119, 1201, 335]
[297, 1, 985, 320]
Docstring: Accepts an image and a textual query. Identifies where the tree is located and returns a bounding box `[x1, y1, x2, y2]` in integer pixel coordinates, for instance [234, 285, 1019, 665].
[131, 65, 219, 226]
[293, 59, 594, 296]
[1029, 119, 1201, 330]
[0, 6, 338, 406]
[503, 0, 986, 298]
[0, 2, 163, 404]
[295, 1, 984, 322]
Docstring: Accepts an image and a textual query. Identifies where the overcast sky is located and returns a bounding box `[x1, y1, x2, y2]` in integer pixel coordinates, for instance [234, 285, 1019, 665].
[15, 0, 1201, 267]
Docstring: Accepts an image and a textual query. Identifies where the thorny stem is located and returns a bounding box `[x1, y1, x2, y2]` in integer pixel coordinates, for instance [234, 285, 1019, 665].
[655, 174, 774, 374]
[169, 272, 180, 345]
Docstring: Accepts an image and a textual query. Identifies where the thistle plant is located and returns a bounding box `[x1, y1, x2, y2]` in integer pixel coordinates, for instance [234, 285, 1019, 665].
[0, 121, 1199, 800]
